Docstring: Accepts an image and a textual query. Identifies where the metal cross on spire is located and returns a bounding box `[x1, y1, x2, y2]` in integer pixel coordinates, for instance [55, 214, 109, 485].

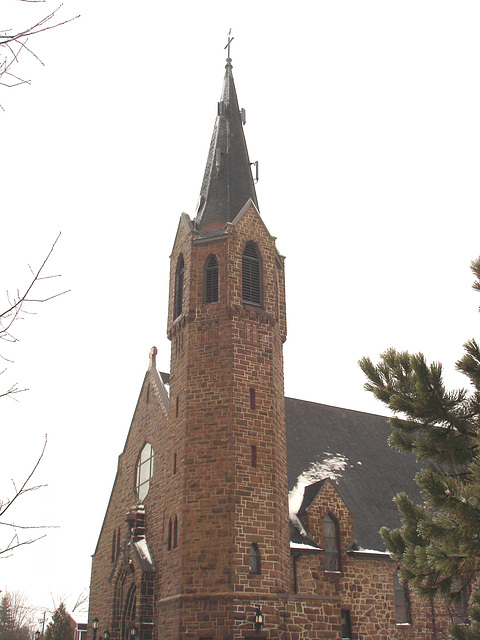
[224, 29, 234, 58]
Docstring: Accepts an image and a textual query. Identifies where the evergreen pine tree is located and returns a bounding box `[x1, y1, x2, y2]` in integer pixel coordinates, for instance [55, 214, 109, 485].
[0, 593, 30, 640]
[0, 594, 15, 639]
[44, 604, 73, 640]
[359, 257, 480, 639]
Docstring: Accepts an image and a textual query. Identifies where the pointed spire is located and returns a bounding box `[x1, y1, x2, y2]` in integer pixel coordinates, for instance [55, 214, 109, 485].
[194, 44, 258, 231]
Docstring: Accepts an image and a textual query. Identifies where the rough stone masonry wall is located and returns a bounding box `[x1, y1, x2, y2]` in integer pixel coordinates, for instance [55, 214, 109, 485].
[157, 204, 293, 637]
[295, 478, 450, 639]
[226, 206, 291, 595]
[88, 369, 169, 640]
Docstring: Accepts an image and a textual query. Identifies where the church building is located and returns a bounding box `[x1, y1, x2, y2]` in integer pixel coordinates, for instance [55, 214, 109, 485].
[88, 49, 450, 639]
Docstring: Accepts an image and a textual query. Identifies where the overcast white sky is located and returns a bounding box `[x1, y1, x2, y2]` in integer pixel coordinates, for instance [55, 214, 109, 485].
[1, 0, 480, 623]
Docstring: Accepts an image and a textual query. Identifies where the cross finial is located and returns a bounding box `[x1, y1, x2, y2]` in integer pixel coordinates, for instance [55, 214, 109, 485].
[224, 28, 234, 59]
[149, 346, 157, 370]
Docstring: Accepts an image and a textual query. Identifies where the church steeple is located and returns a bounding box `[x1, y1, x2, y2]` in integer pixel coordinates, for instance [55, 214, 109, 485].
[194, 52, 258, 231]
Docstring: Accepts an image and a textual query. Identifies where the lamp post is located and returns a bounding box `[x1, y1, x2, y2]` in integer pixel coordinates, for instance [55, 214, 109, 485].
[92, 619, 99, 640]
[254, 606, 264, 632]
[129, 626, 137, 640]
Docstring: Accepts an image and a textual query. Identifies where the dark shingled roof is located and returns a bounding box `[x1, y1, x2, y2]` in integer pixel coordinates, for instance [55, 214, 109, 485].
[285, 397, 424, 552]
[194, 58, 258, 231]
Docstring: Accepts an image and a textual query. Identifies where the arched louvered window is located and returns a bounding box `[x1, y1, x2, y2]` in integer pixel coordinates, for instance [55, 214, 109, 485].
[174, 254, 184, 318]
[204, 254, 219, 304]
[249, 543, 261, 575]
[323, 514, 341, 572]
[242, 242, 262, 306]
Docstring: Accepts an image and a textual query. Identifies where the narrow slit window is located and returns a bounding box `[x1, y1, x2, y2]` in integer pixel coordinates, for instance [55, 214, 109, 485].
[111, 531, 116, 563]
[204, 254, 219, 304]
[176, 396, 179, 417]
[168, 518, 173, 551]
[249, 543, 261, 575]
[242, 242, 262, 306]
[173, 515, 178, 549]
[250, 387, 256, 409]
[174, 254, 184, 319]
[173, 452, 177, 475]
[341, 609, 352, 639]
[251, 445, 257, 468]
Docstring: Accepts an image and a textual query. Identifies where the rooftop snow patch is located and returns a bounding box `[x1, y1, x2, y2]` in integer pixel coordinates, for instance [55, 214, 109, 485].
[288, 452, 348, 516]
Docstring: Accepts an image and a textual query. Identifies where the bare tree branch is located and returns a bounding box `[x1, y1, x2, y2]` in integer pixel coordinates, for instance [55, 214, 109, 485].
[0, 2, 80, 105]
[0, 434, 47, 518]
[1, 232, 70, 400]
[0, 435, 57, 557]
[0, 531, 47, 557]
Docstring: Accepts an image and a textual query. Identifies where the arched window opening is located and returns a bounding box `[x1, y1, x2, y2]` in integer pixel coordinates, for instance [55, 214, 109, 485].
[249, 543, 261, 575]
[135, 443, 154, 501]
[204, 254, 219, 304]
[114, 572, 126, 619]
[323, 514, 341, 572]
[121, 584, 136, 640]
[174, 254, 185, 318]
[242, 242, 262, 306]
[393, 568, 410, 624]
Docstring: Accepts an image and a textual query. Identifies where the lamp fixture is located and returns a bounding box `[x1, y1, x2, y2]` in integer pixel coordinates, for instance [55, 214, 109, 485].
[254, 606, 264, 632]
[130, 627, 137, 639]
[103, 631, 110, 640]
[92, 618, 99, 640]
[35, 632, 40, 640]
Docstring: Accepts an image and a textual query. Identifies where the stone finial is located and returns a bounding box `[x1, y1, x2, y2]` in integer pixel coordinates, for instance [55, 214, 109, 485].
[149, 346, 158, 370]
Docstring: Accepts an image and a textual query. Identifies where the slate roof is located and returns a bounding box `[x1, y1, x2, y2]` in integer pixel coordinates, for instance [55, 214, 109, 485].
[194, 58, 258, 231]
[285, 397, 424, 552]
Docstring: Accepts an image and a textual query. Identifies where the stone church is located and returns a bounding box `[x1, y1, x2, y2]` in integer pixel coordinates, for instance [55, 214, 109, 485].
[88, 51, 449, 639]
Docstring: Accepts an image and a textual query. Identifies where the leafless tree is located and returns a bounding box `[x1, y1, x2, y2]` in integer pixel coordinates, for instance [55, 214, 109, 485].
[50, 590, 89, 616]
[1, 234, 68, 556]
[0, 435, 58, 557]
[0, 1, 79, 106]
[0, 590, 37, 634]
[1, 232, 69, 401]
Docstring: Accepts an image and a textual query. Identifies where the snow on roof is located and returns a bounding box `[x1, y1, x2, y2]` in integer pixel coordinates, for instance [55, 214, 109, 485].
[290, 542, 323, 551]
[288, 452, 348, 516]
[351, 547, 391, 557]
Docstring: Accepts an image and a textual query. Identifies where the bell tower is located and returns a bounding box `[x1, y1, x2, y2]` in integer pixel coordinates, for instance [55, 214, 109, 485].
[158, 51, 290, 637]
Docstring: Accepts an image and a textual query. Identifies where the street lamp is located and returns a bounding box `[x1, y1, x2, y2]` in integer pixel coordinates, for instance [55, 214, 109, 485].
[92, 619, 99, 640]
[129, 627, 137, 639]
[103, 631, 110, 640]
[34, 632, 40, 640]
